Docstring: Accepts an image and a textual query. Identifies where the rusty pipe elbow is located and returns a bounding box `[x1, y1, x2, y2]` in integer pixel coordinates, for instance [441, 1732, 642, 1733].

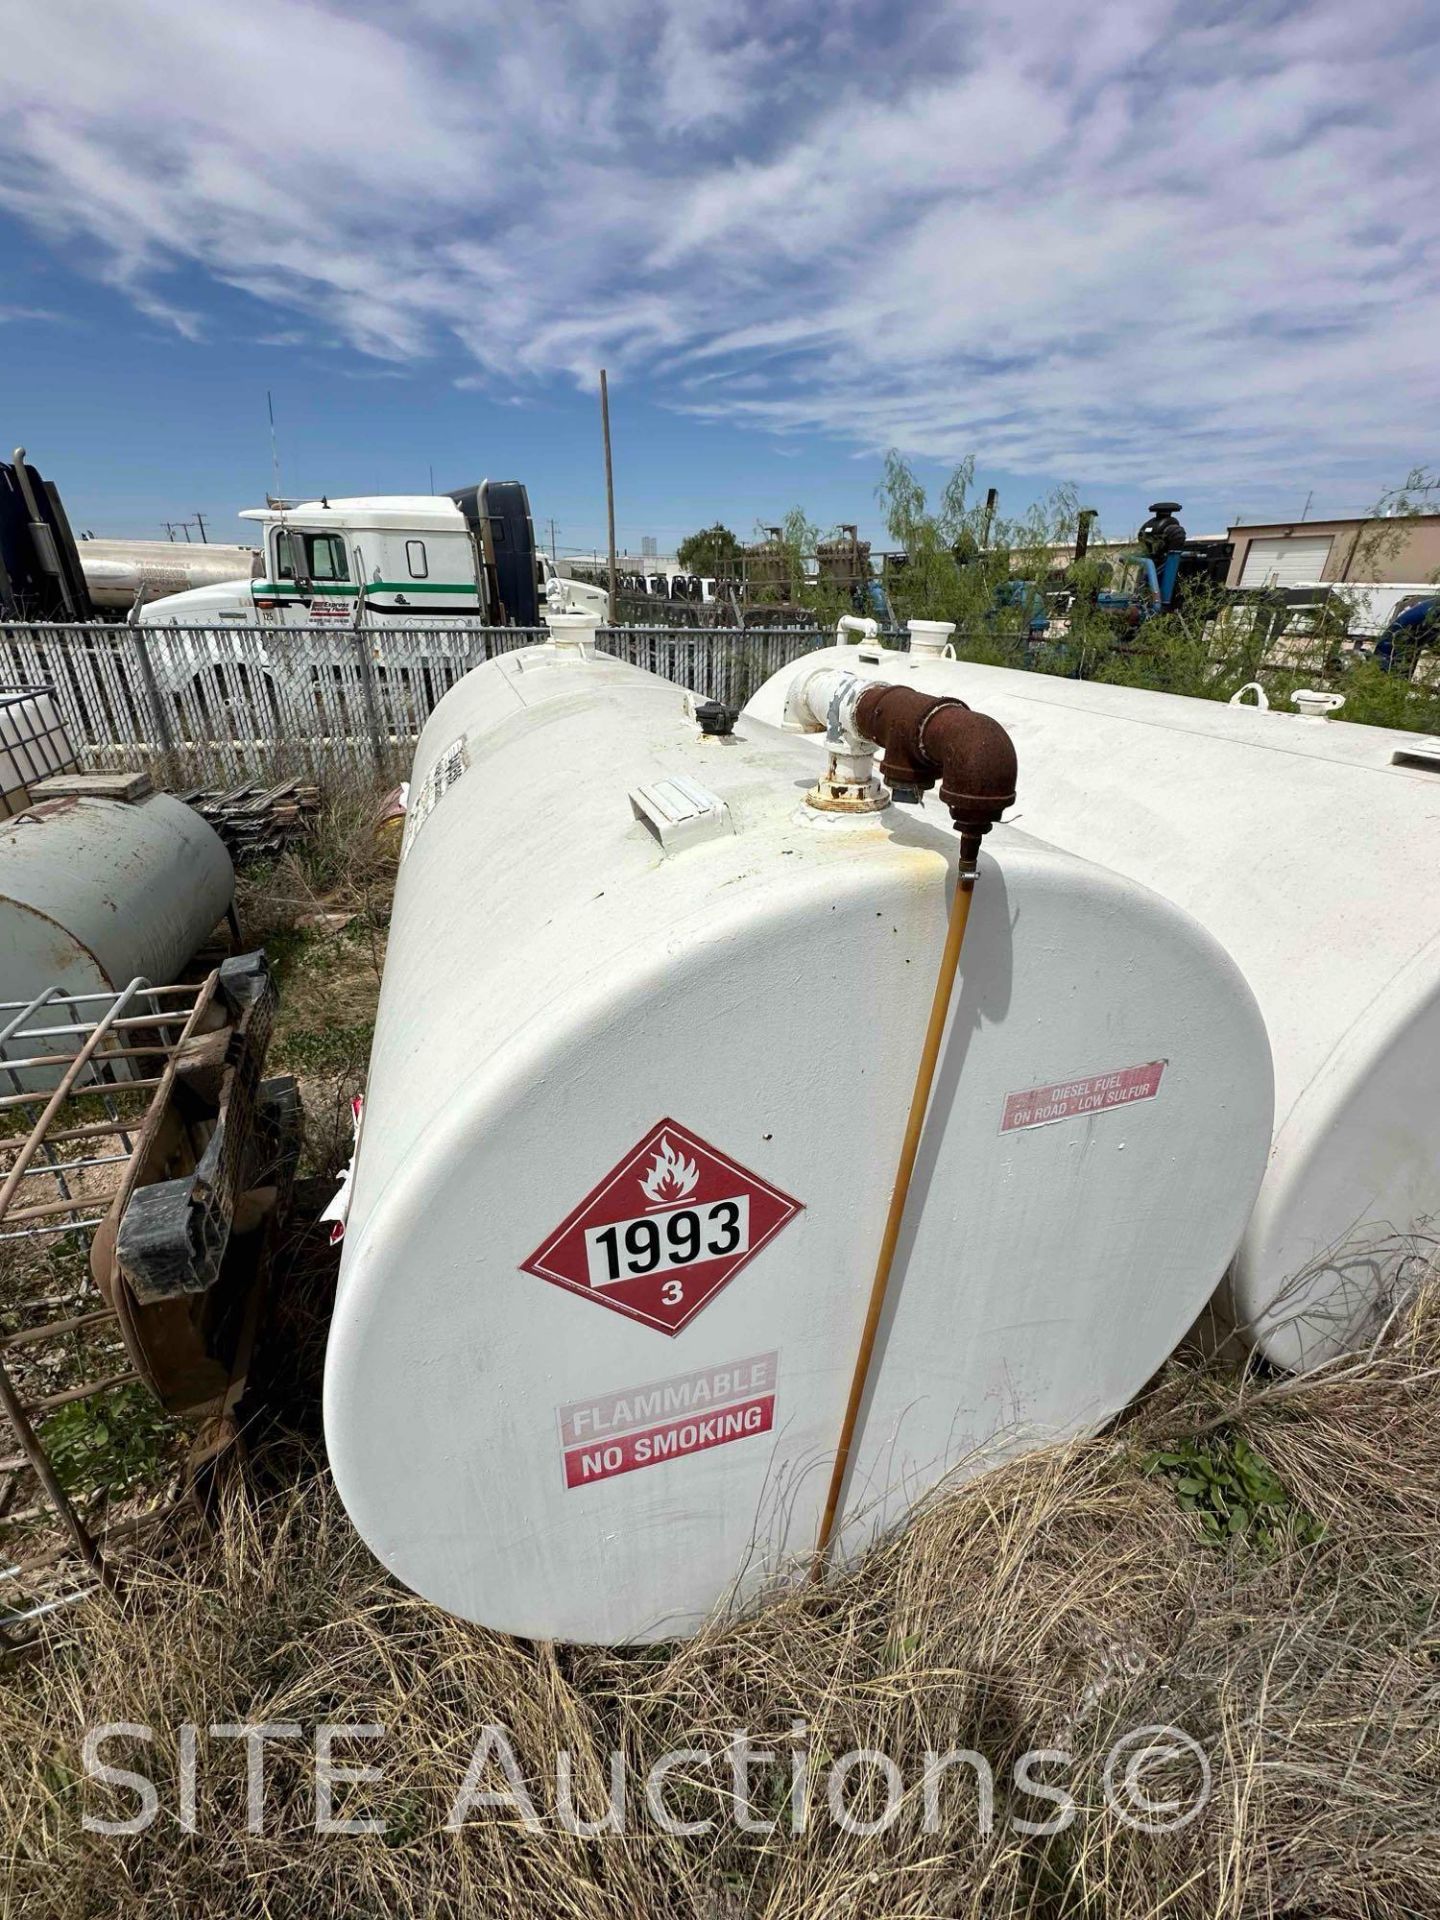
[849, 683, 953, 793]
[920, 702, 1018, 838]
[852, 681, 1016, 842]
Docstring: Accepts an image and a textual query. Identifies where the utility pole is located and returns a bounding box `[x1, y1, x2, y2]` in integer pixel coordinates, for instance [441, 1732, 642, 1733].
[600, 368, 617, 624]
[548, 517, 558, 564]
[980, 487, 999, 550]
[193, 512, 209, 543]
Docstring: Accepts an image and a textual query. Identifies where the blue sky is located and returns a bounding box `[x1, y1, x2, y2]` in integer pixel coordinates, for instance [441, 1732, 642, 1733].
[2, 0, 1436, 555]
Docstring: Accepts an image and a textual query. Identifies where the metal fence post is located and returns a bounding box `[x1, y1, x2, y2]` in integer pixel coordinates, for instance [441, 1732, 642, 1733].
[128, 624, 176, 759]
[350, 628, 388, 776]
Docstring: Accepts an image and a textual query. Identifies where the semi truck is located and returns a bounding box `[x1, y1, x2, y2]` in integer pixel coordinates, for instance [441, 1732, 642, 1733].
[139, 480, 608, 630]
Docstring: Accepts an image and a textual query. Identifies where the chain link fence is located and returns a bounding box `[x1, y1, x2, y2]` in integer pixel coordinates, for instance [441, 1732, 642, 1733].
[0, 622, 839, 794]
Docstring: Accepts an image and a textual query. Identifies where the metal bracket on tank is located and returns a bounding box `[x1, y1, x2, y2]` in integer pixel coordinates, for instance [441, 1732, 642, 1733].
[630, 776, 733, 854]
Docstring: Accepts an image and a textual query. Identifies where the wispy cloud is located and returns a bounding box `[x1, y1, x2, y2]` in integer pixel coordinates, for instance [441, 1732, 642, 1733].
[0, 303, 67, 324]
[1, 0, 1436, 508]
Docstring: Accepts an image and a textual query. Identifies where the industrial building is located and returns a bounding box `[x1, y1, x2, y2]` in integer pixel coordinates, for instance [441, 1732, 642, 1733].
[1225, 511, 1440, 588]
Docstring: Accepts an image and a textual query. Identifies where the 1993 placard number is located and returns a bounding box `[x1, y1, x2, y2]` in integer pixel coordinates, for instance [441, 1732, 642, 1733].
[585, 1197, 751, 1293]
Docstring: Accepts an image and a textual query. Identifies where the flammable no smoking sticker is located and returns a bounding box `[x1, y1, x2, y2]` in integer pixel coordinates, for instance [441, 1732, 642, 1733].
[520, 1119, 802, 1335]
[557, 1351, 780, 1488]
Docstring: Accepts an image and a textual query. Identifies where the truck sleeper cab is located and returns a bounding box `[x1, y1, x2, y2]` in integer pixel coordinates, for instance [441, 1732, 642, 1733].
[140, 481, 540, 632]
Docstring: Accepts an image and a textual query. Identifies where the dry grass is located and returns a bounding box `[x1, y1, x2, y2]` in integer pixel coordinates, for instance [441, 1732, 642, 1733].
[233, 788, 399, 950]
[4, 1266, 1440, 1920]
[234, 789, 397, 1182]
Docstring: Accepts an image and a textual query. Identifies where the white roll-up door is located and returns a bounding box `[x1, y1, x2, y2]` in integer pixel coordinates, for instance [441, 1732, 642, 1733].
[1239, 534, 1334, 587]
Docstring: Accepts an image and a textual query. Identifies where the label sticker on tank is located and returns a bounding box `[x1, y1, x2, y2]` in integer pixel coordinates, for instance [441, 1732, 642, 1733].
[1000, 1060, 1166, 1133]
[521, 1120, 802, 1335]
[400, 735, 468, 859]
[558, 1351, 779, 1488]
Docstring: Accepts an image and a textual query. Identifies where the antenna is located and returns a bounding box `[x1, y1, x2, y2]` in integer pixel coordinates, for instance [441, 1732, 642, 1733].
[267, 390, 283, 503]
[600, 369, 617, 623]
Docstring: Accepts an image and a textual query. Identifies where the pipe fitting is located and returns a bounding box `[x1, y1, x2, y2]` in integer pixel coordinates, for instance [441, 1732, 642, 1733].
[1291, 689, 1345, 721]
[836, 613, 879, 647]
[543, 609, 601, 655]
[811, 670, 889, 811]
[905, 618, 956, 661]
[852, 681, 1017, 848]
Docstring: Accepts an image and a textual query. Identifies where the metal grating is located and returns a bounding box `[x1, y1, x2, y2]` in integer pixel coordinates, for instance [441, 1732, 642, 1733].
[0, 964, 298, 1655]
[0, 684, 77, 817]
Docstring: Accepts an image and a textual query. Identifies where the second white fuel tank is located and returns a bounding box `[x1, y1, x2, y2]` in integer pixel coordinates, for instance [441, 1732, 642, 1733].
[747, 639, 1440, 1374]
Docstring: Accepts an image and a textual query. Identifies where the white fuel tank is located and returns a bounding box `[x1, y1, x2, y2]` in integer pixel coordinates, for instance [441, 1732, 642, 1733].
[747, 643, 1440, 1374]
[325, 637, 1273, 1643]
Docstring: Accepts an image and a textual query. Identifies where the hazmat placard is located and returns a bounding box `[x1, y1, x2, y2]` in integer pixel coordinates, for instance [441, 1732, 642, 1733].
[521, 1120, 802, 1334]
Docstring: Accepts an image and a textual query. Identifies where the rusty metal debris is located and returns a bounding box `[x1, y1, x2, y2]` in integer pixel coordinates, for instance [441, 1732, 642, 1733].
[174, 777, 321, 862]
[0, 957, 300, 1655]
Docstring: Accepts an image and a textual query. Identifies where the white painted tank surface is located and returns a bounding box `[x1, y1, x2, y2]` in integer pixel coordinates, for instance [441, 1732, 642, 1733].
[325, 634, 1273, 1643]
[0, 792, 233, 1003]
[747, 638, 1440, 1374]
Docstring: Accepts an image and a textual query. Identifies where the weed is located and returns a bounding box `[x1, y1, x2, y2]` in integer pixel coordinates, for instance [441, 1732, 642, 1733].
[1143, 1429, 1325, 1554]
[39, 1383, 183, 1503]
[3, 1282, 1439, 1918]
[273, 1021, 376, 1075]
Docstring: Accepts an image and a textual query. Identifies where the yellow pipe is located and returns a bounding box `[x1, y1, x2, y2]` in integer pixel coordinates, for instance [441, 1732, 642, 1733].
[811, 845, 980, 1579]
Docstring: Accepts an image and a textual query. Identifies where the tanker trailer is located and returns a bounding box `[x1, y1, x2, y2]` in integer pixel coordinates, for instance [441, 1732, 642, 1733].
[324, 617, 1273, 1643]
[746, 629, 1440, 1376]
[76, 539, 259, 615]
